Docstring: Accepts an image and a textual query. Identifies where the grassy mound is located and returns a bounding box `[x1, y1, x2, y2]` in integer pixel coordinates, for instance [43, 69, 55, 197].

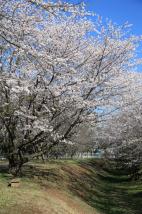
[0, 159, 142, 214]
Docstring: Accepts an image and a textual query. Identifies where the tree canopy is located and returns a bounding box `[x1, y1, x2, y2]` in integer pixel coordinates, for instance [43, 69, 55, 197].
[0, 0, 142, 176]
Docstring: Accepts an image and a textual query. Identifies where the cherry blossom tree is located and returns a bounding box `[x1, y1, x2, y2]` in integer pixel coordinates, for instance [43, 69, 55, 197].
[0, 0, 142, 175]
[93, 74, 142, 179]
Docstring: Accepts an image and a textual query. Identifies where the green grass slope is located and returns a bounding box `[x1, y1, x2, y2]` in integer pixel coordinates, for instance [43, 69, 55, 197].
[0, 159, 142, 214]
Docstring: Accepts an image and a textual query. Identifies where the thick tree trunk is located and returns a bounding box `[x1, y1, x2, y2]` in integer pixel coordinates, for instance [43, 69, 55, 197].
[8, 153, 25, 177]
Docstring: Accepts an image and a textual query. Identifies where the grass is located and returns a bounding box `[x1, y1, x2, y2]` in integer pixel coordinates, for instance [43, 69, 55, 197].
[0, 159, 142, 214]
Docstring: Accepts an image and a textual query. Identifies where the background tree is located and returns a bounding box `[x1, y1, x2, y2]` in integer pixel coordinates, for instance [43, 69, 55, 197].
[94, 77, 142, 180]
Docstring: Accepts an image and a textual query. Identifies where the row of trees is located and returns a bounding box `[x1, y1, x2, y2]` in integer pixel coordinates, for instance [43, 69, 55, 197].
[0, 0, 142, 176]
[94, 96, 142, 179]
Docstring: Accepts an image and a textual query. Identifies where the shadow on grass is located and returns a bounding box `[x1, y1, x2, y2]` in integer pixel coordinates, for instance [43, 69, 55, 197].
[0, 159, 142, 214]
[0, 162, 12, 180]
[61, 160, 142, 214]
[0, 162, 8, 172]
[21, 160, 142, 214]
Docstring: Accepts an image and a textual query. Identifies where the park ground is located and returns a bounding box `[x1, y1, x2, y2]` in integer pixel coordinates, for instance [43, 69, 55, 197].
[0, 159, 142, 214]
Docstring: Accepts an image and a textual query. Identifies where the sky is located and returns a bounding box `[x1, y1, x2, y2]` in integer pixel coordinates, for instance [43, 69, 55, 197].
[83, 0, 142, 36]
[67, 0, 142, 71]
[66, 0, 142, 35]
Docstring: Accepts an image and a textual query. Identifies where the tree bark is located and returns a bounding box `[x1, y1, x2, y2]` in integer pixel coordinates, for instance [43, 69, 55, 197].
[8, 153, 27, 177]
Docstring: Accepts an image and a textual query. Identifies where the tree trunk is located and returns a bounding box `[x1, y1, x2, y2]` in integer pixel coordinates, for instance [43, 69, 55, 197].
[8, 153, 25, 177]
